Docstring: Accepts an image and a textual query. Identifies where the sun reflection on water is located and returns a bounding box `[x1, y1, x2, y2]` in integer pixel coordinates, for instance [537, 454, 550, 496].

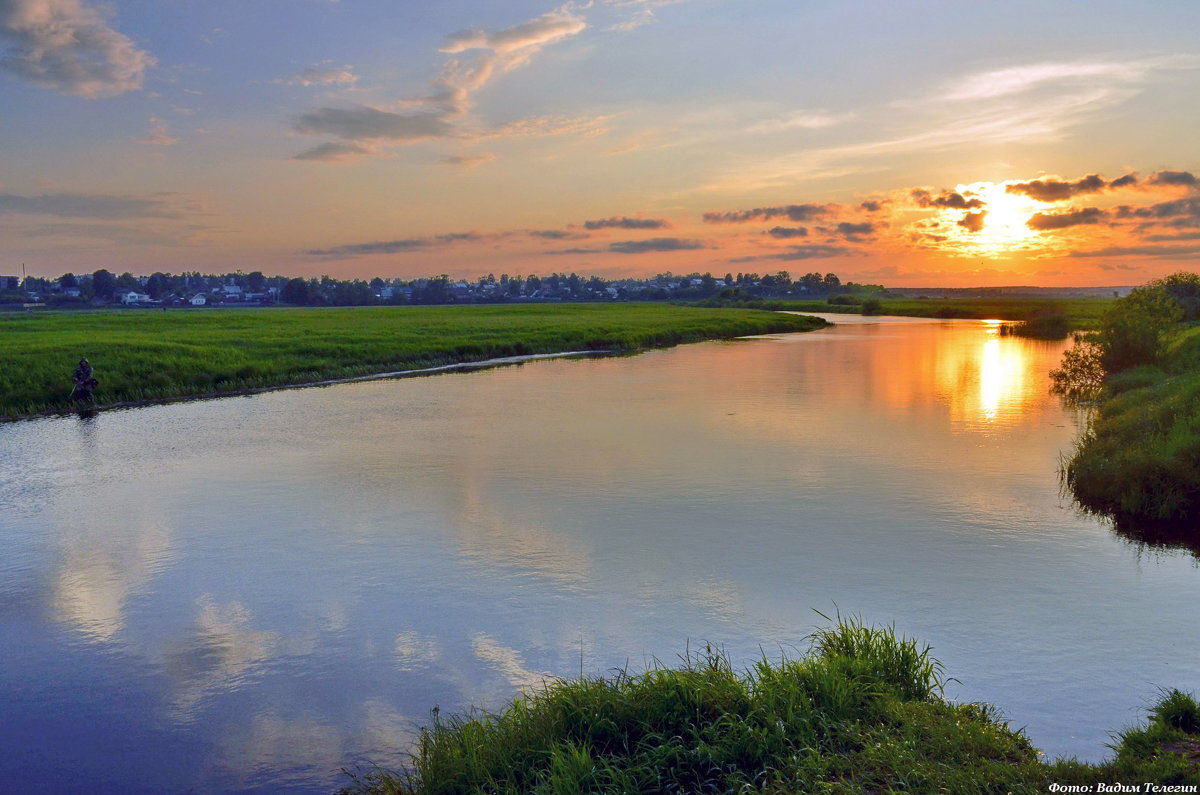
[976, 327, 1029, 424]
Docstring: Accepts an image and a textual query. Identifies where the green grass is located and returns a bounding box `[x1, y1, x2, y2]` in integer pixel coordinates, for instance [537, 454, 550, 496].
[1064, 324, 1200, 526]
[772, 297, 1111, 329]
[339, 620, 1200, 794]
[0, 304, 827, 419]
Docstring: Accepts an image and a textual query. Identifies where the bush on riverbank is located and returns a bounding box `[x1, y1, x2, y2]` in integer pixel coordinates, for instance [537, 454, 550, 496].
[999, 308, 1070, 339]
[0, 304, 827, 419]
[339, 620, 1200, 794]
[1056, 274, 1200, 528]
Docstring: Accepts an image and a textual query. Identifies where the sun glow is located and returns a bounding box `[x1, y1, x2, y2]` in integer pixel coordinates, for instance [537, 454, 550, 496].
[956, 181, 1047, 256]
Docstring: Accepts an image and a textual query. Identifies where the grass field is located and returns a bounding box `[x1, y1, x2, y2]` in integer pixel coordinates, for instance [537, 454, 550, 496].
[772, 297, 1113, 329]
[0, 304, 827, 419]
[340, 620, 1200, 794]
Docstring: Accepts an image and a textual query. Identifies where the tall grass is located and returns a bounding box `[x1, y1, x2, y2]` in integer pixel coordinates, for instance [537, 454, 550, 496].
[0, 304, 826, 419]
[338, 619, 1200, 794]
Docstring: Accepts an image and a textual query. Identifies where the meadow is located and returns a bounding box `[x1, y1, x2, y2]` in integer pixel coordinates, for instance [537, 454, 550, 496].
[340, 620, 1200, 794]
[0, 304, 826, 419]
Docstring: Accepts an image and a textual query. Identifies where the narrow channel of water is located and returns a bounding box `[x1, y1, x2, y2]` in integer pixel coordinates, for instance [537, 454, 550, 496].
[1, 316, 1196, 792]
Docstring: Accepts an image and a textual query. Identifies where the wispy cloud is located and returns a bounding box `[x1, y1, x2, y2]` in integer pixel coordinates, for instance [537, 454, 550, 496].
[292, 7, 590, 159]
[472, 114, 611, 140]
[439, 152, 495, 168]
[0, 0, 155, 97]
[705, 56, 1200, 193]
[134, 118, 179, 146]
[284, 65, 358, 87]
[440, 9, 585, 57]
[608, 237, 703, 253]
[703, 203, 835, 224]
[1027, 207, 1106, 230]
[307, 232, 489, 257]
[748, 110, 851, 133]
[940, 62, 1144, 102]
[911, 189, 984, 209]
[1006, 173, 1130, 202]
[1068, 243, 1200, 259]
[733, 244, 860, 261]
[583, 216, 671, 230]
[765, 226, 808, 238]
[293, 106, 454, 141]
[528, 228, 588, 240]
[0, 192, 175, 219]
[291, 141, 376, 162]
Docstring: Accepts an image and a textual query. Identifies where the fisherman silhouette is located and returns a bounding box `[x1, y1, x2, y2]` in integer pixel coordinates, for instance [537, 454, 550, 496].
[72, 358, 98, 403]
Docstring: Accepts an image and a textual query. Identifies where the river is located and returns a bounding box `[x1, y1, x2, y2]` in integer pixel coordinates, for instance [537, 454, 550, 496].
[1, 314, 1197, 792]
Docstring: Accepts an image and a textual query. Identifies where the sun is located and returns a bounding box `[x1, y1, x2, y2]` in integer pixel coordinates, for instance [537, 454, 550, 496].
[956, 181, 1046, 255]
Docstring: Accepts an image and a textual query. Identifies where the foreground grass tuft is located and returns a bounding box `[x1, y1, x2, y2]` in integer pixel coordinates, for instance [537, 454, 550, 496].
[338, 620, 1200, 794]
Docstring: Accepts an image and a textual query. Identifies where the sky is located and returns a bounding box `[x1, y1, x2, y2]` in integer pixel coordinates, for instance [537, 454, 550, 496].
[1, 0, 1198, 286]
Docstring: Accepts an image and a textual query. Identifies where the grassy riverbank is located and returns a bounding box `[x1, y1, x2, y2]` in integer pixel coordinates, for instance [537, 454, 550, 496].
[1056, 274, 1200, 531]
[0, 304, 826, 419]
[1065, 325, 1200, 526]
[341, 620, 1200, 794]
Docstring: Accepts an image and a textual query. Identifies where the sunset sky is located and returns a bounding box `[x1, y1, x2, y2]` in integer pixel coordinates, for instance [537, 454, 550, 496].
[2, 0, 1198, 285]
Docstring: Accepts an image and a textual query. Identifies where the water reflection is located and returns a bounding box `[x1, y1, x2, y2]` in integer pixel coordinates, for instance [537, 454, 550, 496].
[1110, 515, 1200, 559]
[2, 318, 1199, 793]
[164, 596, 281, 718]
[52, 501, 174, 641]
[978, 335, 1026, 421]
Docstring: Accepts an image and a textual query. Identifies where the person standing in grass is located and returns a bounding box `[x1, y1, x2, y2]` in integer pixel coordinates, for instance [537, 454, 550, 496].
[72, 358, 98, 403]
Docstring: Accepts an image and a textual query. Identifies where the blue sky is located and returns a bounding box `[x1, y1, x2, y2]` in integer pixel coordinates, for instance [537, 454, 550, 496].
[2, 0, 1198, 284]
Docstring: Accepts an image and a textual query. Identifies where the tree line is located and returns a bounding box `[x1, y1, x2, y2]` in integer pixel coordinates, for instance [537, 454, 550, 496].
[3, 267, 875, 307]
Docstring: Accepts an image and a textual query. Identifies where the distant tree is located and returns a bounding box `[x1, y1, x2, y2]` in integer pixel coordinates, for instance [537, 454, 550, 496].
[145, 272, 166, 298]
[281, 277, 311, 305]
[416, 275, 452, 304]
[91, 269, 116, 298]
[328, 279, 378, 306]
[59, 272, 78, 289]
[247, 271, 267, 292]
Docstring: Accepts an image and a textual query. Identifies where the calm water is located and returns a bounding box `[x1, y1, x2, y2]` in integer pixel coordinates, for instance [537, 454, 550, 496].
[2, 315, 1198, 793]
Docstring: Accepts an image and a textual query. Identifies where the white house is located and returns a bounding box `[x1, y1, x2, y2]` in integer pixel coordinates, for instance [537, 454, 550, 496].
[189, 294, 207, 306]
[120, 290, 151, 305]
